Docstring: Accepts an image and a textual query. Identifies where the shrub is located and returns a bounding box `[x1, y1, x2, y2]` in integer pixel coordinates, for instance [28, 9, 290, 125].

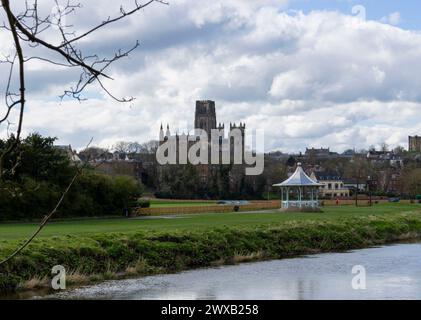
[137, 200, 151, 208]
[0, 172, 144, 221]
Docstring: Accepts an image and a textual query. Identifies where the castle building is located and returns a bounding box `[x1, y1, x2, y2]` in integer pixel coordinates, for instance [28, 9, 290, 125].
[409, 136, 421, 152]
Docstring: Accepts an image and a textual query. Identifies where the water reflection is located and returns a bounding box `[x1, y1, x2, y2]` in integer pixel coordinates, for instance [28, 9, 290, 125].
[46, 243, 421, 300]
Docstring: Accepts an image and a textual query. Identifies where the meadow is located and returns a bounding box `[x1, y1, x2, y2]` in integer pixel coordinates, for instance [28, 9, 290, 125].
[0, 203, 418, 241]
[0, 203, 421, 294]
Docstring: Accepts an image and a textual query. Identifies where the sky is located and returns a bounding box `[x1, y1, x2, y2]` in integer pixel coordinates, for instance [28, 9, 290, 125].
[1, 0, 421, 153]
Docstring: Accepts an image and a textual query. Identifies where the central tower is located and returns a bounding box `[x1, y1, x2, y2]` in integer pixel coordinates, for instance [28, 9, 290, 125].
[194, 100, 217, 137]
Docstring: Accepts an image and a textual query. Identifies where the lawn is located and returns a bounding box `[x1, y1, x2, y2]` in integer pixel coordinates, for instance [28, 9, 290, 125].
[0, 203, 419, 242]
[1, 202, 421, 293]
[149, 200, 216, 208]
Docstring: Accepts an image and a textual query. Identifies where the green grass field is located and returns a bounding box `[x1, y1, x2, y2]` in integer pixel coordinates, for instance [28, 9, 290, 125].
[1, 202, 421, 293]
[149, 200, 216, 208]
[1, 203, 419, 242]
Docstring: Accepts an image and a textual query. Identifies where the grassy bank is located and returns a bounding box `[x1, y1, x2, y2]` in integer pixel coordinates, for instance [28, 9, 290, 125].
[1, 203, 421, 294]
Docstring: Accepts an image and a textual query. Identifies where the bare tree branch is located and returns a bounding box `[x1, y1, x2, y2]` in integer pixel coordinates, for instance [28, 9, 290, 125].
[0, 0, 165, 175]
[0, 0, 26, 178]
[0, 0, 167, 263]
[0, 137, 95, 266]
[57, 0, 160, 49]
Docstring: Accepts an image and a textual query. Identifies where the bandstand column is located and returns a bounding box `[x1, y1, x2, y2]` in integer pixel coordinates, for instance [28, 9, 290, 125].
[281, 187, 284, 208]
[298, 187, 303, 209]
[308, 187, 310, 205]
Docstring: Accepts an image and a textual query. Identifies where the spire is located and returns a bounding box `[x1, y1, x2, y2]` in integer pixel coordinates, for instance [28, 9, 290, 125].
[166, 124, 171, 137]
[159, 123, 164, 141]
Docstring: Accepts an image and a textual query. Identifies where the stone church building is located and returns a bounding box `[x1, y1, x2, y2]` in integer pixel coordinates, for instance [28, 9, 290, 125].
[159, 100, 245, 146]
[159, 100, 246, 170]
[157, 100, 250, 197]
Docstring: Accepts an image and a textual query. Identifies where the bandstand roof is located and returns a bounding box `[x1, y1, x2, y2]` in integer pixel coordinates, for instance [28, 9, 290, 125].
[273, 163, 323, 188]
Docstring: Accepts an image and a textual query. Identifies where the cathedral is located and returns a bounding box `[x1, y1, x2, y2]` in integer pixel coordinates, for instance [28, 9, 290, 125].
[159, 100, 246, 145]
[156, 100, 265, 199]
[158, 100, 247, 184]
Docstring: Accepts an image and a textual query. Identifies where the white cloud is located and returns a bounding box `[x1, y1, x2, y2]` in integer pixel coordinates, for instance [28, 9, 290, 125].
[381, 12, 401, 26]
[1, 2, 421, 153]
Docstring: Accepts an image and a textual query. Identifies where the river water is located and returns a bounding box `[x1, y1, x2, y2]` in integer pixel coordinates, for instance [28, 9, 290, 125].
[45, 243, 421, 300]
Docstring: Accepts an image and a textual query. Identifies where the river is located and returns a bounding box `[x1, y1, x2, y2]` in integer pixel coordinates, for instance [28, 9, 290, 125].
[43, 242, 421, 300]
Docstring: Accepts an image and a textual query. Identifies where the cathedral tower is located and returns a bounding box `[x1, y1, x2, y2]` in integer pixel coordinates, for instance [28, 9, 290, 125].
[194, 100, 217, 137]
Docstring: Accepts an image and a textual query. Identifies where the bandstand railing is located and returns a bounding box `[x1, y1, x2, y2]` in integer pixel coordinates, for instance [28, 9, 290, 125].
[282, 200, 320, 209]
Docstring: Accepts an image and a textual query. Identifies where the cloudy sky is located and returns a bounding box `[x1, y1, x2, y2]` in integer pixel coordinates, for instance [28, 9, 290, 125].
[1, 0, 421, 153]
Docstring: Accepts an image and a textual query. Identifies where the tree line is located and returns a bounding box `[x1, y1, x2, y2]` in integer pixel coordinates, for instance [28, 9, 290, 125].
[0, 134, 143, 221]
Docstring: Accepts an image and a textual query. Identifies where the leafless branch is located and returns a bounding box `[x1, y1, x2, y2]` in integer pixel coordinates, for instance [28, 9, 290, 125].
[0, 0, 165, 176]
[0, 0, 167, 263]
[0, 137, 94, 266]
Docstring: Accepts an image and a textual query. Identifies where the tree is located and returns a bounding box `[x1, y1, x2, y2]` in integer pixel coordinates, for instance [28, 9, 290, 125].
[393, 145, 406, 155]
[401, 168, 421, 198]
[18, 134, 75, 184]
[141, 140, 159, 154]
[286, 156, 296, 167]
[0, 133, 75, 182]
[112, 175, 144, 210]
[0, 0, 167, 265]
[0, 134, 145, 218]
[380, 142, 389, 152]
[0, 0, 167, 177]
[343, 157, 372, 183]
[113, 141, 133, 154]
[113, 141, 158, 154]
[79, 147, 110, 162]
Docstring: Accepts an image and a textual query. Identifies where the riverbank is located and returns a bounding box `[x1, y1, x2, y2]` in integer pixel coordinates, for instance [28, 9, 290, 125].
[47, 242, 421, 300]
[1, 204, 421, 295]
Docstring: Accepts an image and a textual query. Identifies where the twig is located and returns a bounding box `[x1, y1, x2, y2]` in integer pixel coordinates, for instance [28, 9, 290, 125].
[0, 137, 94, 266]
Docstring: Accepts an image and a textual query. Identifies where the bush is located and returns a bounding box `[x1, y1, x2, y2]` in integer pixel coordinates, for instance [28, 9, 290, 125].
[0, 134, 145, 221]
[137, 200, 151, 208]
[0, 172, 144, 221]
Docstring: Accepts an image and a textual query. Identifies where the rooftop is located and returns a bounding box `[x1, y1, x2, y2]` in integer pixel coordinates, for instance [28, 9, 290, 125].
[273, 163, 322, 187]
[313, 172, 343, 181]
